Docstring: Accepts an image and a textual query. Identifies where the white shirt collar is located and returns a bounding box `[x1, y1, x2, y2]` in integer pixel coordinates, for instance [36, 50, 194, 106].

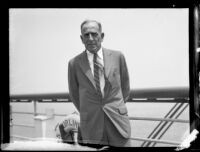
[86, 47, 104, 67]
[86, 47, 103, 60]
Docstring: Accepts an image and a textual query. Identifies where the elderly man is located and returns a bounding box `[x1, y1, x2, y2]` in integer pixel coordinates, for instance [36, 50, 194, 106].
[68, 19, 132, 148]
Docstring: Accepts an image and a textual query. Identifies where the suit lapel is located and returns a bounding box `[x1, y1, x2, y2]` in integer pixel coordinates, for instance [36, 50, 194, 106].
[103, 48, 113, 98]
[78, 51, 96, 88]
[103, 48, 112, 79]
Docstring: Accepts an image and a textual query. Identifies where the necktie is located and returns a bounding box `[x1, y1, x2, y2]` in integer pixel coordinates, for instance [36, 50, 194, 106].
[93, 53, 103, 98]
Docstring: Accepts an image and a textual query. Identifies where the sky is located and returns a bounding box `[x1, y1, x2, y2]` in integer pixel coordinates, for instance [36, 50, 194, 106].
[9, 8, 189, 95]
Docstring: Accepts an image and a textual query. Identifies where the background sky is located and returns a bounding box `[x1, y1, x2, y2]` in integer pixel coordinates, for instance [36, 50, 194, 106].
[9, 8, 189, 95]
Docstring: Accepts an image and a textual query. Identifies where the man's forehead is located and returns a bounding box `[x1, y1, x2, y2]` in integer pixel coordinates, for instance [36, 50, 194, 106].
[82, 22, 100, 31]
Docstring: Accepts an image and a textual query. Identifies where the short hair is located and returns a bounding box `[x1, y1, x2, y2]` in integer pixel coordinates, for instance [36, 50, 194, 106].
[80, 19, 102, 33]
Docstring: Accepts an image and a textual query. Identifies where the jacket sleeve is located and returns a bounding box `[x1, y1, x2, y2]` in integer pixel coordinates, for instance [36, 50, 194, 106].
[119, 52, 130, 103]
[68, 60, 80, 111]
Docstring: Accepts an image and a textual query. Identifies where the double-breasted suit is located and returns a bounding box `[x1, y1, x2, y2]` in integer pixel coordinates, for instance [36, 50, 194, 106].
[68, 47, 131, 146]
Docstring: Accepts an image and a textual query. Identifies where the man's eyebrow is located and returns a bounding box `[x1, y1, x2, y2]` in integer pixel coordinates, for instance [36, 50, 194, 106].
[84, 32, 98, 34]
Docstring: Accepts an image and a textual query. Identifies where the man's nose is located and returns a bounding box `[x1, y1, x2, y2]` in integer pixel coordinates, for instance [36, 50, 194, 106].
[88, 34, 94, 40]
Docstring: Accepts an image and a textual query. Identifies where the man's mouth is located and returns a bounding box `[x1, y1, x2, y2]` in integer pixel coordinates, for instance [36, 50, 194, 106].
[87, 44, 96, 47]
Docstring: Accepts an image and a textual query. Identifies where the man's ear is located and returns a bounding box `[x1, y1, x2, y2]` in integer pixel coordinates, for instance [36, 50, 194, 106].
[80, 35, 84, 43]
[101, 33, 105, 42]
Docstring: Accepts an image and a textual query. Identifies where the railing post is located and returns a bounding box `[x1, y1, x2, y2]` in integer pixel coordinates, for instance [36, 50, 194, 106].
[10, 105, 12, 125]
[10, 105, 13, 142]
[33, 100, 37, 116]
[34, 108, 55, 139]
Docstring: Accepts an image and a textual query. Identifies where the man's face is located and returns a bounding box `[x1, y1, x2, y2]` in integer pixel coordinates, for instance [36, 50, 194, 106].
[81, 22, 104, 53]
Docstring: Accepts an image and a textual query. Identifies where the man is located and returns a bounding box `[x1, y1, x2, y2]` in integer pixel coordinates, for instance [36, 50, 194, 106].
[68, 19, 131, 147]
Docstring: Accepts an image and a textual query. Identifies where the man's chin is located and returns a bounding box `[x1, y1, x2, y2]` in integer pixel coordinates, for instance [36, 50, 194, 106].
[89, 50, 98, 54]
[87, 47, 99, 53]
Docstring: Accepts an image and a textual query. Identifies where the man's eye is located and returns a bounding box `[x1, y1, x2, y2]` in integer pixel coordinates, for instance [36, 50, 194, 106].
[84, 33, 98, 38]
[92, 33, 98, 37]
[84, 33, 89, 37]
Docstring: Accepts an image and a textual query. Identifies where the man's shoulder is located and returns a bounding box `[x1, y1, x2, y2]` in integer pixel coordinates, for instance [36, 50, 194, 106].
[68, 51, 85, 64]
[103, 47, 123, 56]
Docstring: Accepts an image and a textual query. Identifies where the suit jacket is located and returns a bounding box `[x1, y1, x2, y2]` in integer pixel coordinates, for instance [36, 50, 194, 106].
[68, 47, 131, 144]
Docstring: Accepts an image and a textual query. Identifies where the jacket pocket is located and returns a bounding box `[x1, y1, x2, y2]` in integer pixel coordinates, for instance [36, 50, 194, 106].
[118, 107, 128, 115]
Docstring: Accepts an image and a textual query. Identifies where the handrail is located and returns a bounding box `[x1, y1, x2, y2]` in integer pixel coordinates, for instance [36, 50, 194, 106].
[151, 103, 189, 147]
[10, 98, 189, 103]
[130, 137, 180, 145]
[11, 123, 35, 128]
[130, 98, 189, 103]
[129, 87, 189, 98]
[10, 87, 189, 101]
[144, 103, 186, 147]
[10, 135, 37, 141]
[11, 110, 189, 123]
[12, 111, 67, 117]
[129, 116, 189, 123]
[141, 102, 183, 147]
[10, 135, 61, 142]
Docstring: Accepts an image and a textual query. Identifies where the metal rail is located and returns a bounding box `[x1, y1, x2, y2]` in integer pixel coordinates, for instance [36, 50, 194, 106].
[10, 87, 189, 102]
[151, 103, 189, 147]
[144, 103, 187, 147]
[130, 137, 180, 145]
[141, 102, 181, 147]
[12, 111, 67, 117]
[129, 116, 189, 123]
[10, 135, 60, 142]
[10, 135, 36, 141]
[11, 111, 189, 123]
[11, 123, 35, 128]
